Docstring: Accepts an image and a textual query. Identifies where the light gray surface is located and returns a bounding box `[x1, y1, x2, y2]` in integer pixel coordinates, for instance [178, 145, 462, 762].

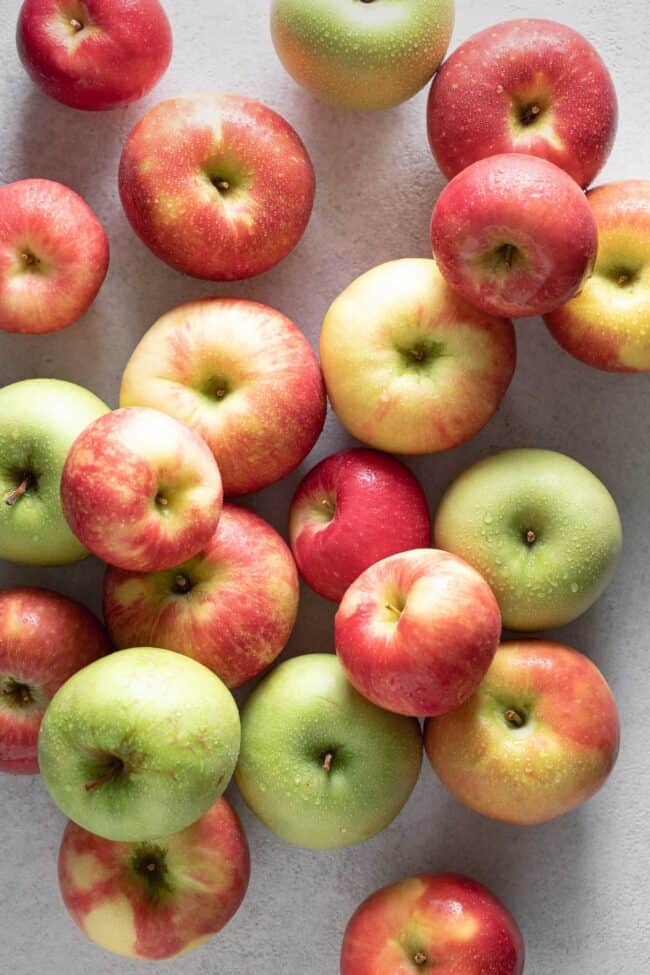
[1, 0, 648, 971]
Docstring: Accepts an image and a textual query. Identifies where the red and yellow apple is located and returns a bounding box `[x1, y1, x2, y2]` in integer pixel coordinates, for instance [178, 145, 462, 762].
[431, 153, 598, 318]
[341, 873, 524, 975]
[103, 503, 299, 689]
[0, 587, 109, 774]
[58, 796, 249, 959]
[61, 407, 223, 572]
[335, 549, 501, 718]
[119, 93, 315, 280]
[427, 18, 617, 188]
[545, 180, 650, 371]
[120, 298, 326, 496]
[425, 641, 620, 825]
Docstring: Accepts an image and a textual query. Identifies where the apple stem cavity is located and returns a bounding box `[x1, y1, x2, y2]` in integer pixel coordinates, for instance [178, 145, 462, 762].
[521, 103, 542, 125]
[84, 756, 125, 792]
[4, 476, 32, 506]
[1, 677, 33, 708]
[172, 573, 193, 595]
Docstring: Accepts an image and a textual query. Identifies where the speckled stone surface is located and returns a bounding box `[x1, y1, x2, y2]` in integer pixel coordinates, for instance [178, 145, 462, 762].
[1, 0, 649, 971]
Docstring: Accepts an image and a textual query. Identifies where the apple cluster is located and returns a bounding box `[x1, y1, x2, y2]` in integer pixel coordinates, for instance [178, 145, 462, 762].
[0, 2, 639, 972]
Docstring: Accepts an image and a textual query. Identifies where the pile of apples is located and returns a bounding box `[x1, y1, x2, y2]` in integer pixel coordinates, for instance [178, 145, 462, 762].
[1, 1, 645, 971]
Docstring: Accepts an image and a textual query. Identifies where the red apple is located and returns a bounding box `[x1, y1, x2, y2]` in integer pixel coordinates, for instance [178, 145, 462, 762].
[103, 503, 299, 689]
[118, 93, 315, 280]
[427, 19, 617, 189]
[425, 641, 620, 824]
[341, 873, 524, 975]
[58, 796, 249, 959]
[17, 0, 172, 111]
[0, 587, 109, 774]
[289, 448, 430, 602]
[545, 180, 650, 371]
[431, 153, 598, 318]
[61, 407, 223, 572]
[0, 179, 108, 334]
[119, 298, 326, 496]
[335, 549, 501, 718]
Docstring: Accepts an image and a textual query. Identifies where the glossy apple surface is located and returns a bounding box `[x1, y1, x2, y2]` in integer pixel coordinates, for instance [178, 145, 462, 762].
[320, 259, 515, 453]
[425, 641, 620, 824]
[103, 503, 299, 689]
[120, 299, 326, 496]
[17, 0, 172, 110]
[431, 153, 598, 318]
[0, 587, 109, 774]
[39, 647, 241, 842]
[434, 448, 622, 631]
[119, 93, 315, 280]
[545, 180, 650, 370]
[0, 378, 109, 565]
[428, 18, 617, 188]
[61, 407, 223, 572]
[235, 653, 422, 849]
[58, 797, 249, 960]
[271, 0, 454, 111]
[289, 448, 430, 602]
[341, 873, 524, 975]
[0, 179, 108, 334]
[335, 549, 501, 717]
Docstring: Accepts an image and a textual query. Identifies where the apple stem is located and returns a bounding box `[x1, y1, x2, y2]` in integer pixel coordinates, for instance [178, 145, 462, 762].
[504, 708, 525, 728]
[413, 952, 428, 966]
[618, 274, 629, 286]
[4, 478, 31, 506]
[385, 603, 402, 617]
[525, 529, 536, 545]
[503, 244, 515, 269]
[322, 753, 333, 772]
[70, 18, 83, 31]
[215, 179, 230, 191]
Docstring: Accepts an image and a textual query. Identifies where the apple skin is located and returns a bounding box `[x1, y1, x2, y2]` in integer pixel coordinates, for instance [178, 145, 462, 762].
[289, 448, 430, 602]
[118, 94, 315, 280]
[119, 299, 326, 496]
[341, 873, 524, 975]
[545, 180, 650, 371]
[320, 259, 516, 454]
[270, 0, 454, 112]
[38, 647, 241, 842]
[434, 448, 622, 631]
[427, 18, 617, 189]
[430, 153, 598, 318]
[0, 587, 109, 775]
[235, 653, 422, 849]
[335, 549, 501, 718]
[17, 0, 172, 111]
[0, 179, 109, 334]
[0, 378, 109, 566]
[58, 796, 249, 960]
[61, 407, 223, 573]
[425, 641, 620, 825]
[103, 503, 299, 689]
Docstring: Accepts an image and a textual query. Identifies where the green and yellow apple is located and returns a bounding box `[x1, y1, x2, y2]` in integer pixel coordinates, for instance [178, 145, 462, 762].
[38, 647, 241, 842]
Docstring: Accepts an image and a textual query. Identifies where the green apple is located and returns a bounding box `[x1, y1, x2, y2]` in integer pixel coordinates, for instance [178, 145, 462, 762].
[434, 448, 623, 631]
[235, 653, 422, 849]
[38, 647, 241, 842]
[0, 378, 109, 565]
[270, 0, 454, 112]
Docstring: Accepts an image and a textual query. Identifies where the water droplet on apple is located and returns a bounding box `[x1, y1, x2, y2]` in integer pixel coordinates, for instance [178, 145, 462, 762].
[483, 512, 493, 524]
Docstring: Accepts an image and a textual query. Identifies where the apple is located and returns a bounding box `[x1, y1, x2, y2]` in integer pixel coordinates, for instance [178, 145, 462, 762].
[341, 873, 524, 975]
[427, 18, 617, 189]
[434, 448, 622, 631]
[235, 653, 422, 849]
[61, 407, 223, 573]
[58, 796, 249, 960]
[425, 641, 620, 825]
[39, 647, 241, 842]
[430, 153, 598, 318]
[289, 448, 430, 602]
[0, 179, 109, 334]
[319, 259, 516, 454]
[545, 180, 650, 371]
[335, 549, 501, 718]
[0, 587, 109, 775]
[17, 0, 172, 111]
[270, 0, 454, 112]
[118, 94, 315, 280]
[103, 503, 299, 689]
[0, 378, 109, 566]
[119, 298, 327, 496]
